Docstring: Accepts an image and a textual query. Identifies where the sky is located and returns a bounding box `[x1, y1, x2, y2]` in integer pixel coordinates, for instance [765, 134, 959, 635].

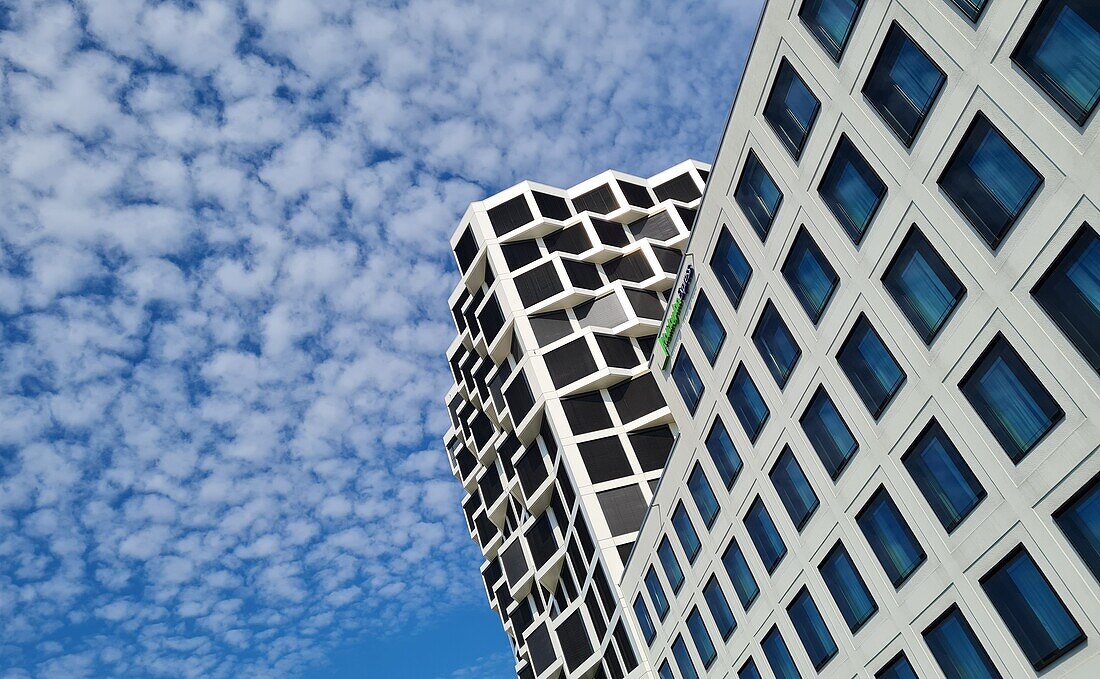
[0, 1, 759, 677]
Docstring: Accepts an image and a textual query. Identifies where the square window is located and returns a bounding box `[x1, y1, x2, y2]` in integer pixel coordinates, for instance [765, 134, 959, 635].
[727, 365, 770, 442]
[787, 587, 839, 670]
[863, 23, 946, 147]
[959, 334, 1064, 462]
[799, 0, 864, 61]
[837, 315, 907, 419]
[770, 446, 820, 530]
[688, 464, 721, 528]
[739, 659, 763, 679]
[735, 150, 784, 240]
[882, 227, 966, 344]
[706, 418, 744, 489]
[753, 301, 802, 388]
[782, 227, 839, 323]
[711, 227, 753, 308]
[1054, 472, 1100, 583]
[1012, 0, 1100, 125]
[820, 542, 878, 632]
[764, 59, 821, 160]
[658, 660, 675, 679]
[645, 565, 670, 620]
[671, 350, 705, 415]
[800, 386, 859, 479]
[703, 576, 737, 640]
[658, 537, 685, 594]
[819, 135, 887, 244]
[686, 607, 718, 669]
[876, 653, 919, 679]
[1032, 225, 1100, 373]
[947, 0, 989, 22]
[924, 607, 1002, 679]
[858, 488, 926, 587]
[980, 547, 1086, 670]
[672, 635, 700, 679]
[745, 497, 787, 573]
[902, 420, 986, 532]
[762, 626, 802, 679]
[689, 291, 726, 365]
[633, 595, 657, 645]
[722, 539, 760, 609]
[673, 502, 702, 563]
[938, 114, 1043, 250]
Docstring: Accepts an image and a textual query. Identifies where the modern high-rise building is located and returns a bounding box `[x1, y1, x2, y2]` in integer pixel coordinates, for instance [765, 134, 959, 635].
[623, 0, 1100, 679]
[444, 161, 710, 678]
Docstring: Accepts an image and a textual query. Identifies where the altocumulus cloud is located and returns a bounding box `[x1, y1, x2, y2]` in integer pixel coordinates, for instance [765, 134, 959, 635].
[0, 1, 756, 676]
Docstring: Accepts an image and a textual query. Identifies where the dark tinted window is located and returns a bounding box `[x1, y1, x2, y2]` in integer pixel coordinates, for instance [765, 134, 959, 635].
[734, 151, 784, 240]
[727, 365, 770, 442]
[573, 184, 619, 214]
[711, 227, 753, 308]
[818, 135, 887, 244]
[882, 227, 966, 344]
[782, 227, 838, 323]
[1012, 0, 1100, 125]
[1032, 225, 1100, 372]
[770, 446, 819, 530]
[923, 607, 1002, 679]
[863, 24, 946, 146]
[800, 387, 859, 479]
[787, 587, 838, 670]
[765, 59, 821, 159]
[800, 0, 864, 61]
[819, 542, 877, 631]
[837, 315, 906, 419]
[857, 488, 925, 587]
[753, 301, 802, 388]
[1054, 472, 1100, 583]
[902, 420, 986, 532]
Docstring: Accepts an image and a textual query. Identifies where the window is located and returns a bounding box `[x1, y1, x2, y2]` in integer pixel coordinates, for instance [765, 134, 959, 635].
[727, 365, 770, 442]
[703, 575, 737, 640]
[1032, 225, 1100, 372]
[762, 626, 803, 679]
[673, 502, 702, 563]
[799, 0, 864, 61]
[1012, 0, 1100, 125]
[739, 658, 763, 679]
[923, 606, 1002, 679]
[764, 59, 821, 159]
[722, 539, 760, 608]
[882, 227, 966, 344]
[788, 587, 838, 670]
[770, 446, 819, 530]
[658, 537, 685, 594]
[960, 334, 1064, 462]
[688, 464, 720, 527]
[902, 420, 986, 532]
[863, 24, 946, 146]
[658, 660, 675, 679]
[689, 291, 726, 364]
[782, 227, 839, 323]
[819, 542, 878, 632]
[706, 418, 744, 489]
[818, 135, 887, 244]
[947, 0, 988, 22]
[746, 498, 787, 573]
[857, 488, 926, 587]
[672, 350, 705, 415]
[837, 315, 907, 419]
[672, 635, 699, 679]
[1054, 473, 1100, 582]
[633, 595, 657, 645]
[735, 151, 784, 240]
[686, 607, 718, 669]
[938, 114, 1042, 250]
[981, 547, 1086, 670]
[753, 302, 802, 388]
[800, 387, 859, 479]
[711, 227, 753, 308]
[645, 565, 670, 620]
[876, 653, 919, 679]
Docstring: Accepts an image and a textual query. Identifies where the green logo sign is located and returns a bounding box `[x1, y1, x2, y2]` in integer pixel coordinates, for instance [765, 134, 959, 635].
[657, 264, 694, 368]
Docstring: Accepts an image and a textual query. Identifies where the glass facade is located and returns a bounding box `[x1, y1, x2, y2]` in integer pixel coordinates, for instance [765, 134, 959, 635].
[703, 575, 737, 639]
[686, 607, 718, 668]
[787, 587, 838, 670]
[672, 349, 705, 415]
[770, 446, 819, 530]
[882, 227, 966, 344]
[837, 315, 907, 419]
[764, 59, 821, 159]
[980, 547, 1086, 669]
[711, 227, 753, 309]
[782, 227, 839, 324]
[902, 420, 986, 533]
[658, 537, 685, 593]
[646, 565, 671, 620]
[960, 334, 1064, 463]
[818, 135, 887, 244]
[722, 539, 760, 608]
[753, 301, 802, 388]
[1054, 473, 1100, 583]
[876, 653, 919, 679]
[938, 114, 1042, 250]
[1032, 225, 1100, 372]
[689, 291, 726, 365]
[800, 386, 859, 479]
[688, 463, 720, 528]
[727, 365, 770, 442]
[762, 626, 803, 679]
[735, 150, 784, 240]
[739, 658, 763, 679]
[799, 0, 864, 61]
[819, 542, 878, 632]
[863, 23, 946, 146]
[672, 635, 699, 679]
[746, 497, 787, 573]
[923, 606, 1002, 679]
[658, 661, 675, 679]
[1012, 0, 1100, 125]
[857, 488, 926, 587]
[633, 595, 657, 644]
[673, 502, 702, 563]
[948, 0, 988, 22]
[706, 418, 744, 489]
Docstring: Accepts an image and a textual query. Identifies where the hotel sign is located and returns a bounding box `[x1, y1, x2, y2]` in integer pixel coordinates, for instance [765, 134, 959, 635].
[657, 264, 694, 368]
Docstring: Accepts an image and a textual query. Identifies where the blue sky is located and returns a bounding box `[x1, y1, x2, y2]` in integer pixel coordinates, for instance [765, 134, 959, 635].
[0, 1, 757, 676]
